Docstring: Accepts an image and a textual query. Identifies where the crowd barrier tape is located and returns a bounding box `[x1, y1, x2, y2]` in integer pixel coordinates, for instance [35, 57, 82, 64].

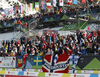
[0, 71, 100, 77]
[1, 68, 100, 74]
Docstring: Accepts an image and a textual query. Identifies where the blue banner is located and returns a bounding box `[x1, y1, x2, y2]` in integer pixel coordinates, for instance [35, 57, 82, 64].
[14, 6, 16, 14]
[73, 0, 77, 4]
[41, 1, 45, 10]
[5, 8, 9, 16]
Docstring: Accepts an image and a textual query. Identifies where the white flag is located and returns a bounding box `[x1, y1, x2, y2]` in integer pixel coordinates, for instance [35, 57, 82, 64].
[9, 7, 13, 15]
[59, 0, 63, 6]
[53, 0, 57, 7]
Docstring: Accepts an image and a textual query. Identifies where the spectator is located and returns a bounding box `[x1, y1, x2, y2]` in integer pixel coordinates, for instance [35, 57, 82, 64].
[81, 47, 87, 55]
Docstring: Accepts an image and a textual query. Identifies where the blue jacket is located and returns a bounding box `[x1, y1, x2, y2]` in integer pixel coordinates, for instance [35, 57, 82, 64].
[82, 49, 87, 55]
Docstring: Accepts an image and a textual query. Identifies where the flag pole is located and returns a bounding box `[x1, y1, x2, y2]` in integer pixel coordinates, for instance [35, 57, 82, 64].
[87, 0, 89, 20]
[76, 0, 79, 30]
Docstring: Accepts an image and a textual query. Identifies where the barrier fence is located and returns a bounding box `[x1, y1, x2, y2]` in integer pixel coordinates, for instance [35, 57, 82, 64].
[0, 55, 100, 70]
[0, 73, 100, 77]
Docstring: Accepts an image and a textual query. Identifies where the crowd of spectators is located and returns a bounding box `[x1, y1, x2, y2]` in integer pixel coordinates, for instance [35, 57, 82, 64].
[1, 3, 100, 26]
[39, 4, 100, 17]
[0, 30, 100, 57]
[0, 14, 40, 29]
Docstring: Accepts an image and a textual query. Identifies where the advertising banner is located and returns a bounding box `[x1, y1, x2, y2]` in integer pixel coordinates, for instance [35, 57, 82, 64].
[0, 75, 4, 77]
[0, 57, 16, 68]
[5, 75, 38, 77]
[77, 55, 100, 70]
[43, 30, 58, 36]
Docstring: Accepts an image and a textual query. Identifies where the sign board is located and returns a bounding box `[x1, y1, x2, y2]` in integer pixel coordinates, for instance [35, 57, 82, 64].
[0, 57, 16, 68]
[5, 75, 37, 77]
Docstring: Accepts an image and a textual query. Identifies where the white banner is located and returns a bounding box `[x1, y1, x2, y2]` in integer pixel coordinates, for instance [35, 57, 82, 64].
[0, 57, 16, 68]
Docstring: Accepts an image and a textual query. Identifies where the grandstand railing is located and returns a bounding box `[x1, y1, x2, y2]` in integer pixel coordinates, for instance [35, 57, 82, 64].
[0, 55, 99, 70]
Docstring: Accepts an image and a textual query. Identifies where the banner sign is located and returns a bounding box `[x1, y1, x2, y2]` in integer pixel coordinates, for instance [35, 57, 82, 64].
[77, 55, 100, 70]
[43, 30, 58, 36]
[42, 54, 70, 73]
[0, 57, 16, 68]
[5, 75, 37, 77]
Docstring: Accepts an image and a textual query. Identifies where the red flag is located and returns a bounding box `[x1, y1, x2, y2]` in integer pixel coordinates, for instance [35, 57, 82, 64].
[23, 52, 28, 64]
[81, 0, 86, 3]
[88, 27, 90, 31]
[68, 0, 72, 5]
[93, 31, 96, 37]
[90, 0, 93, 1]
[97, 29, 100, 36]
[87, 32, 91, 39]
[16, 6, 18, 14]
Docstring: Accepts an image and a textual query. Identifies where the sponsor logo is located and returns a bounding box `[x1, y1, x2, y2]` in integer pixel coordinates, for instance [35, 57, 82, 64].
[49, 73, 58, 76]
[74, 74, 85, 77]
[5, 75, 36, 77]
[27, 72, 36, 75]
[8, 71, 16, 74]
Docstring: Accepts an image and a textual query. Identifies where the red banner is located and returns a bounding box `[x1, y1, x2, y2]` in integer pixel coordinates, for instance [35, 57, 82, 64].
[42, 54, 70, 73]
[5, 75, 38, 77]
